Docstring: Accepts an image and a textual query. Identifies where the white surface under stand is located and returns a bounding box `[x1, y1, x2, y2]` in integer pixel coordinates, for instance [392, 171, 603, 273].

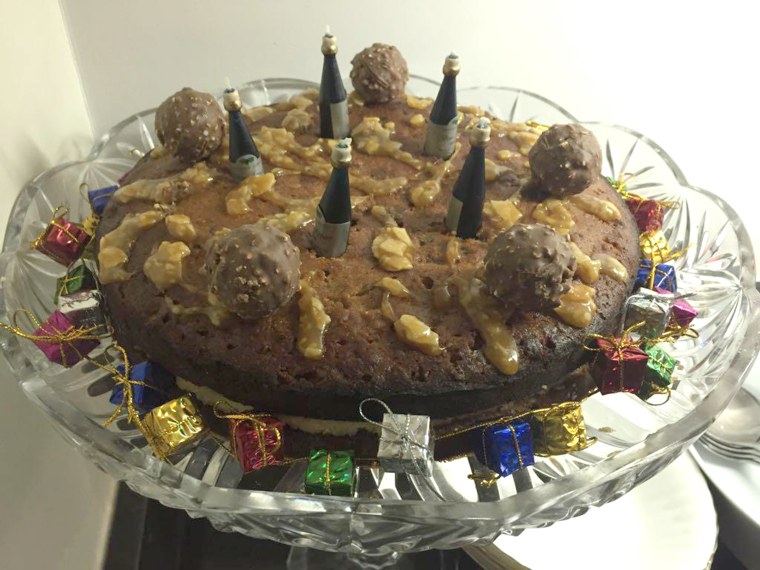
[691, 356, 760, 570]
[466, 454, 717, 570]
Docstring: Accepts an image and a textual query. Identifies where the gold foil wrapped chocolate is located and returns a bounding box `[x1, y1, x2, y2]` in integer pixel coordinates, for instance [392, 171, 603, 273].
[639, 230, 671, 265]
[142, 395, 206, 459]
[528, 402, 592, 456]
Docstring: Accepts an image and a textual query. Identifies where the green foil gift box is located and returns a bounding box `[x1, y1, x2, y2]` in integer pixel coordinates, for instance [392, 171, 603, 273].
[305, 449, 355, 497]
[639, 344, 677, 399]
[54, 259, 98, 303]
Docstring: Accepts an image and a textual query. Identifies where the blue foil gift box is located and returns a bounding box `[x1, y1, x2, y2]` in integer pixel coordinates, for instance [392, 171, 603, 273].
[636, 260, 677, 292]
[109, 361, 174, 413]
[87, 185, 118, 216]
[474, 418, 535, 477]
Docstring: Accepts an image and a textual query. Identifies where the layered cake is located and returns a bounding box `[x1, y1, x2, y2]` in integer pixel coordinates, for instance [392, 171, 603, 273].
[94, 43, 640, 459]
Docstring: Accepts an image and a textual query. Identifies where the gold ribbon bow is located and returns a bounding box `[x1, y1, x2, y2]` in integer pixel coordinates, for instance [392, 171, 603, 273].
[97, 344, 148, 435]
[213, 402, 283, 465]
[609, 172, 678, 210]
[0, 308, 106, 367]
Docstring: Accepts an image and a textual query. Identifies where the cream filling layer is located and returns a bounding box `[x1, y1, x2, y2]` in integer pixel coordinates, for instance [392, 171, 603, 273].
[176, 377, 378, 436]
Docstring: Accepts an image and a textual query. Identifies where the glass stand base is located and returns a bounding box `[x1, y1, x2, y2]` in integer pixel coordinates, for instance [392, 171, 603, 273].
[286, 547, 416, 569]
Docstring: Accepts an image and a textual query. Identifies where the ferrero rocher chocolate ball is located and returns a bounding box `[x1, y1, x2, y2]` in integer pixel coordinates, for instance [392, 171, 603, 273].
[350, 43, 409, 104]
[484, 223, 576, 312]
[528, 124, 602, 198]
[204, 224, 301, 320]
[155, 87, 226, 163]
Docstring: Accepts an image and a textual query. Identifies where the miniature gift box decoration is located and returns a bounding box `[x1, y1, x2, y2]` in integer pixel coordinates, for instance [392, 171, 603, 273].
[57, 290, 109, 336]
[475, 419, 535, 477]
[638, 344, 677, 400]
[230, 415, 285, 473]
[623, 289, 672, 339]
[639, 230, 671, 265]
[626, 197, 666, 232]
[671, 297, 697, 328]
[305, 449, 356, 497]
[636, 260, 677, 293]
[87, 185, 118, 216]
[653, 286, 698, 328]
[376, 412, 434, 476]
[31, 310, 99, 367]
[109, 361, 174, 413]
[528, 402, 591, 456]
[54, 259, 98, 303]
[588, 336, 649, 395]
[32, 211, 91, 266]
[142, 395, 207, 460]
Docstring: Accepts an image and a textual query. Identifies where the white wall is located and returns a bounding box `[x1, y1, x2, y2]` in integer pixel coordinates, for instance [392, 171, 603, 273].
[60, 0, 760, 226]
[0, 1, 115, 569]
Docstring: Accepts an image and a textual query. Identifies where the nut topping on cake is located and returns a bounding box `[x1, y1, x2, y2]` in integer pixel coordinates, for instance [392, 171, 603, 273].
[484, 223, 577, 312]
[155, 87, 226, 163]
[204, 224, 301, 320]
[528, 124, 602, 198]
[350, 43, 409, 104]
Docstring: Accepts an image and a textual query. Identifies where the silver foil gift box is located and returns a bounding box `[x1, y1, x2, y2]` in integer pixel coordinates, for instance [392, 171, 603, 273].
[623, 288, 671, 339]
[57, 289, 109, 336]
[377, 412, 435, 477]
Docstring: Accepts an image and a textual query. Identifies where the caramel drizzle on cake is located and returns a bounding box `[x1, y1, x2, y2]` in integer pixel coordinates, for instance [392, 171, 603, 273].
[554, 282, 597, 329]
[99, 210, 165, 283]
[102, 88, 631, 374]
[165, 214, 197, 242]
[594, 254, 628, 282]
[297, 279, 331, 360]
[114, 163, 216, 204]
[451, 274, 519, 375]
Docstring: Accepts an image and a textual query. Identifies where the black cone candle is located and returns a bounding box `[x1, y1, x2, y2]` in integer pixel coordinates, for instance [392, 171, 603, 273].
[319, 33, 350, 139]
[223, 87, 263, 181]
[445, 118, 490, 239]
[313, 139, 352, 257]
[423, 54, 460, 159]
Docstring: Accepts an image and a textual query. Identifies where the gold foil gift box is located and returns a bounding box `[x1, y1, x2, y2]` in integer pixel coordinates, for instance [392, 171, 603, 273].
[528, 402, 592, 456]
[142, 395, 207, 460]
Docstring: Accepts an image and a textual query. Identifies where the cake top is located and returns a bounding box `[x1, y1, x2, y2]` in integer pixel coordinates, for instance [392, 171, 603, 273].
[95, 43, 640, 418]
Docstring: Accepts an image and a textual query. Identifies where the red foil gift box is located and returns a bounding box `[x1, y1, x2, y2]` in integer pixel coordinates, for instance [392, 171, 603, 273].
[590, 337, 649, 395]
[33, 215, 91, 266]
[626, 197, 665, 232]
[230, 416, 285, 473]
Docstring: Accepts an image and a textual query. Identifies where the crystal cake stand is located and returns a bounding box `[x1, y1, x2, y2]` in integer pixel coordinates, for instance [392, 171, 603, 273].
[1, 77, 758, 569]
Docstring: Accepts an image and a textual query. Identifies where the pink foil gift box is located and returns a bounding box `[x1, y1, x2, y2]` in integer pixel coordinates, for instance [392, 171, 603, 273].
[230, 416, 285, 473]
[33, 215, 91, 266]
[654, 286, 698, 328]
[31, 310, 99, 367]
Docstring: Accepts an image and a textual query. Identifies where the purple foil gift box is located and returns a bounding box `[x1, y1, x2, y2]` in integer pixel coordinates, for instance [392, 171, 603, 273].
[31, 310, 99, 367]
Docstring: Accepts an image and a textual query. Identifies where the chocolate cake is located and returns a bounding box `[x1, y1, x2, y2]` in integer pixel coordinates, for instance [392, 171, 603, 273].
[95, 46, 640, 455]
